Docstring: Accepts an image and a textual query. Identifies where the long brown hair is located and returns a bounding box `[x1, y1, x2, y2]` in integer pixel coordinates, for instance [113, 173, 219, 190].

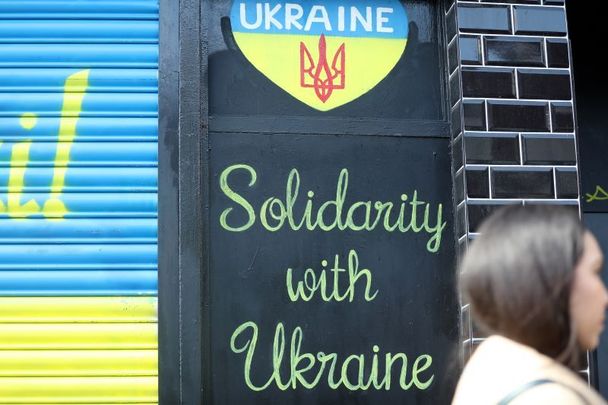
[460, 205, 585, 370]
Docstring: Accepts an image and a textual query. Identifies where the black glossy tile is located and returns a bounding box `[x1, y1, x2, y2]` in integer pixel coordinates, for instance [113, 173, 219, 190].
[555, 168, 578, 199]
[448, 39, 459, 73]
[461, 304, 471, 341]
[514, 6, 567, 36]
[522, 134, 575, 165]
[547, 38, 569, 68]
[453, 134, 464, 170]
[544, 0, 564, 4]
[472, 320, 488, 338]
[551, 102, 574, 132]
[446, 5, 457, 41]
[455, 169, 465, 204]
[467, 202, 522, 232]
[462, 67, 515, 98]
[524, 200, 578, 208]
[485, 0, 540, 3]
[458, 4, 512, 34]
[452, 103, 463, 138]
[465, 132, 520, 164]
[450, 73, 461, 107]
[464, 100, 486, 130]
[466, 167, 490, 198]
[459, 35, 482, 65]
[457, 203, 466, 238]
[492, 168, 554, 198]
[458, 238, 468, 265]
[517, 69, 571, 100]
[487, 100, 549, 131]
[484, 37, 545, 67]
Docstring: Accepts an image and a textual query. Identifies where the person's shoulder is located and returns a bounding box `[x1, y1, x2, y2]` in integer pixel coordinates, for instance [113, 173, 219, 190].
[510, 383, 589, 405]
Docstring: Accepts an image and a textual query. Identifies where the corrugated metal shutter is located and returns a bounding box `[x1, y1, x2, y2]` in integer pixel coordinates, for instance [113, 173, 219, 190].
[0, 1, 158, 403]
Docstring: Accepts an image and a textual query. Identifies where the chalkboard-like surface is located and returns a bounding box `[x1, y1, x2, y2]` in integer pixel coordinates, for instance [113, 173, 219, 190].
[569, 0, 608, 212]
[208, 133, 458, 404]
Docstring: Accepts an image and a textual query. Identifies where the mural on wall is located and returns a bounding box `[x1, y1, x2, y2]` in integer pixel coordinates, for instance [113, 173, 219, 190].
[230, 0, 409, 111]
[0, 69, 88, 219]
[586, 185, 608, 203]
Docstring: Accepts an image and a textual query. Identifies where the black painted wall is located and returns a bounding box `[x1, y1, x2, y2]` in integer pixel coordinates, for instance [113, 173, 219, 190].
[159, 0, 601, 402]
[568, 0, 608, 396]
[161, 1, 461, 404]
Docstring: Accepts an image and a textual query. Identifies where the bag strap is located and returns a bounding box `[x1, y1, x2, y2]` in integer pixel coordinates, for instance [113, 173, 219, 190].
[497, 378, 590, 405]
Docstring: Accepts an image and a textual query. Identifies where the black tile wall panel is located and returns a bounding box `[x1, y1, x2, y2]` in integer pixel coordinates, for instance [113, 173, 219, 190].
[456, 203, 466, 238]
[458, 4, 512, 34]
[517, 69, 571, 100]
[467, 201, 523, 232]
[555, 168, 578, 199]
[459, 35, 482, 65]
[513, 6, 567, 36]
[471, 317, 490, 338]
[455, 170, 465, 204]
[454, 170, 464, 204]
[461, 303, 471, 341]
[492, 168, 554, 198]
[544, 0, 564, 5]
[452, 103, 463, 138]
[453, 134, 464, 170]
[458, 238, 467, 264]
[546, 39, 569, 68]
[448, 39, 459, 73]
[450, 73, 461, 107]
[465, 132, 520, 164]
[522, 134, 575, 165]
[466, 167, 490, 198]
[551, 102, 574, 132]
[487, 100, 549, 131]
[464, 100, 486, 130]
[462, 67, 515, 98]
[446, 5, 458, 41]
[484, 37, 545, 67]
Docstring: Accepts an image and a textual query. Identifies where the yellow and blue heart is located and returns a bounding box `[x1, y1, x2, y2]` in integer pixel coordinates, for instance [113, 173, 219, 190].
[231, 1, 409, 111]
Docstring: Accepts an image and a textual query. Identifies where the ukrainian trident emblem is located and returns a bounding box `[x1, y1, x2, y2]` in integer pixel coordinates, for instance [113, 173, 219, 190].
[300, 34, 345, 103]
[230, 1, 409, 111]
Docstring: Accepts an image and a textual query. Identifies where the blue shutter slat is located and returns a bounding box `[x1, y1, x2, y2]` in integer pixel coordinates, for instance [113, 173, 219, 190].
[0, 194, 157, 218]
[0, 44, 158, 68]
[0, 270, 157, 296]
[0, 244, 157, 269]
[0, 218, 156, 242]
[0, 69, 158, 93]
[0, 117, 157, 141]
[0, 1, 159, 20]
[0, 93, 158, 117]
[0, 21, 158, 43]
[0, 167, 157, 192]
[0, 142, 157, 167]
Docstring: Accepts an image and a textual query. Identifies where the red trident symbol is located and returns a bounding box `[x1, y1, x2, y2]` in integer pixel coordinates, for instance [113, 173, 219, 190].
[300, 34, 345, 103]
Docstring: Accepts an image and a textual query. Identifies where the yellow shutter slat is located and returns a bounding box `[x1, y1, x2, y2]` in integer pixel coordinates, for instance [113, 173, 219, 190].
[0, 324, 157, 350]
[0, 297, 157, 323]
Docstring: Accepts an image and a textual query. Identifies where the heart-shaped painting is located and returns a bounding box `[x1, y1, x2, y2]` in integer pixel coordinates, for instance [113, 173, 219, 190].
[230, 0, 409, 111]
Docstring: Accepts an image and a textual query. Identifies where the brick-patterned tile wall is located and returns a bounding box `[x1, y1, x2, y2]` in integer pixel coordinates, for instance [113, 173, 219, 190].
[447, 0, 586, 376]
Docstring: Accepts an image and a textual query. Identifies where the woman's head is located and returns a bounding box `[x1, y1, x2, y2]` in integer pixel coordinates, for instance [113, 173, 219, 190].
[460, 205, 608, 369]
